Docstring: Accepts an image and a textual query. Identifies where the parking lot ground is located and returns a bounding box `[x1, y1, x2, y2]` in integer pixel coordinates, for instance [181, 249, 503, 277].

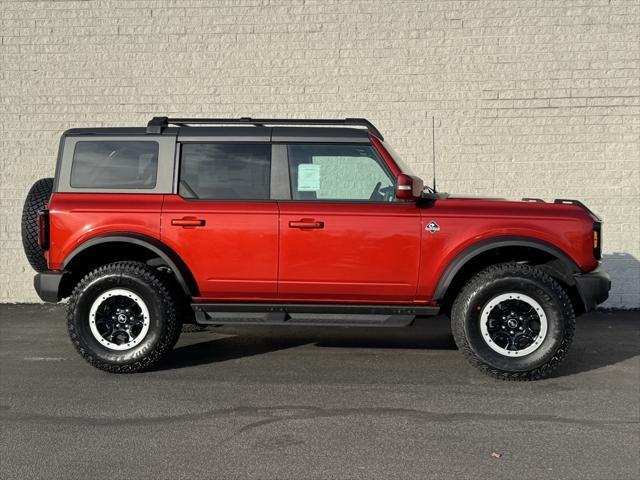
[1, 304, 638, 480]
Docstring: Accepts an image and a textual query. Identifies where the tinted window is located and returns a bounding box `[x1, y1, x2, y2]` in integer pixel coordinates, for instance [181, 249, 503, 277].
[288, 144, 396, 201]
[179, 143, 271, 200]
[70, 141, 159, 189]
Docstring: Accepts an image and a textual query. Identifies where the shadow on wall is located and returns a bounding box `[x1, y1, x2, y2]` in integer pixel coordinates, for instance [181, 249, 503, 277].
[600, 253, 640, 309]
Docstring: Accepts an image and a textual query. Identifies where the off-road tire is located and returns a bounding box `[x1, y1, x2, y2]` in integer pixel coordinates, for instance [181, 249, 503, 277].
[451, 262, 575, 381]
[21, 177, 54, 272]
[67, 261, 182, 373]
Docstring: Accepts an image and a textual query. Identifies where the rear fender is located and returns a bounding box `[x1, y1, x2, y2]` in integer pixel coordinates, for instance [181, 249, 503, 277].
[62, 233, 198, 297]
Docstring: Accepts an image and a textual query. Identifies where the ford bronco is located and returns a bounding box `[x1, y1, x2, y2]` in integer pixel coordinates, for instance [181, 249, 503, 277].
[22, 117, 610, 379]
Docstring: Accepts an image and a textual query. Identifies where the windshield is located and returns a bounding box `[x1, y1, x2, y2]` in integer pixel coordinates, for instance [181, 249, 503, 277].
[382, 141, 416, 176]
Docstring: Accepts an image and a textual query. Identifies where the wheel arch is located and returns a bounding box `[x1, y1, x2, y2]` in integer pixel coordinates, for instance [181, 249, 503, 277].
[61, 234, 199, 299]
[434, 236, 584, 314]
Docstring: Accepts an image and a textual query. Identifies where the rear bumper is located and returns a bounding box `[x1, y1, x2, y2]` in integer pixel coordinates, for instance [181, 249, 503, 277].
[33, 272, 63, 303]
[574, 269, 611, 312]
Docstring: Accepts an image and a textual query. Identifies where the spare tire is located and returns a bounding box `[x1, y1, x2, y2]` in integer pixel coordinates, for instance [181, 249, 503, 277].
[21, 177, 54, 272]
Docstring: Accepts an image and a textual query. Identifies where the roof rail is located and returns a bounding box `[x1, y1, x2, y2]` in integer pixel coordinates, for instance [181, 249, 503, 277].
[146, 116, 383, 140]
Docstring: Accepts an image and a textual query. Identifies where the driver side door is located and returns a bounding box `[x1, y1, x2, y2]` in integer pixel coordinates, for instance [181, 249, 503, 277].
[277, 143, 422, 303]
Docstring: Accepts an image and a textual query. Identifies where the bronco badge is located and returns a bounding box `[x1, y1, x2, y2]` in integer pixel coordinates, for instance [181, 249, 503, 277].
[426, 221, 440, 233]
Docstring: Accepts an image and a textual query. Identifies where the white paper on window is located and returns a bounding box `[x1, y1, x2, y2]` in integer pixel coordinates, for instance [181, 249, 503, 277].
[297, 164, 321, 191]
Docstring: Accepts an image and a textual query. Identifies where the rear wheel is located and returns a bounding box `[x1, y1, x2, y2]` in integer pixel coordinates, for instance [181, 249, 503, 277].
[451, 263, 575, 381]
[67, 261, 182, 373]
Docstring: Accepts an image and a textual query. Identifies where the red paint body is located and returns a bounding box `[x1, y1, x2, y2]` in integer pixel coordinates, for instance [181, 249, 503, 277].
[415, 198, 598, 300]
[277, 202, 421, 302]
[47, 192, 598, 306]
[48, 193, 163, 270]
[161, 196, 279, 299]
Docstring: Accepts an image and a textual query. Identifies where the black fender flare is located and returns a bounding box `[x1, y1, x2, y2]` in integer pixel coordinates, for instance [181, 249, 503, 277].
[432, 236, 580, 301]
[63, 233, 199, 297]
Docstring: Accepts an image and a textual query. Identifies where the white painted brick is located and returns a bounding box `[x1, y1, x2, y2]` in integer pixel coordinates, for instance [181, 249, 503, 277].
[0, 0, 638, 307]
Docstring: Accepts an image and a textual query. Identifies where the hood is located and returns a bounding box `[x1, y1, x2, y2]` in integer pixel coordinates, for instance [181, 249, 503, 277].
[431, 193, 601, 222]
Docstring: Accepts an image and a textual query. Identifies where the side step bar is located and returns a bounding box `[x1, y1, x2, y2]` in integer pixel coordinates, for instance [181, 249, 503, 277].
[191, 303, 439, 328]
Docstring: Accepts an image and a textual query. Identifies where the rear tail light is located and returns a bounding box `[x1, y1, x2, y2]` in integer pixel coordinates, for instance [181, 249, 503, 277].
[38, 209, 50, 250]
[593, 222, 602, 260]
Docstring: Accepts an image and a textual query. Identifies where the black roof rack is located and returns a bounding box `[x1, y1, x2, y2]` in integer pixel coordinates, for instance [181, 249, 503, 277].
[146, 116, 383, 140]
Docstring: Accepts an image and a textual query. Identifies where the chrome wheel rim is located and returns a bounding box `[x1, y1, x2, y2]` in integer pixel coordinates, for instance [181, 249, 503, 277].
[480, 293, 548, 357]
[89, 289, 150, 351]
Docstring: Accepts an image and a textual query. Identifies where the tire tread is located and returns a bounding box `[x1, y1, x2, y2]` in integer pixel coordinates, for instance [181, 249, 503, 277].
[66, 261, 181, 373]
[21, 178, 54, 272]
[451, 262, 575, 381]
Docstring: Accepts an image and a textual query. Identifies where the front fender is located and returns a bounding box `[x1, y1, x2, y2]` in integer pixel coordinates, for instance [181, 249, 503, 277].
[429, 236, 581, 301]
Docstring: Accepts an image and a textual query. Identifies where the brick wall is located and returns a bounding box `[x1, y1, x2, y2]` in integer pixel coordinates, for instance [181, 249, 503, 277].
[1, 0, 638, 307]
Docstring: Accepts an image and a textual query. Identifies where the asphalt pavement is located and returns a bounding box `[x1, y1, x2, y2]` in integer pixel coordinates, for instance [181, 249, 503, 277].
[1, 304, 638, 480]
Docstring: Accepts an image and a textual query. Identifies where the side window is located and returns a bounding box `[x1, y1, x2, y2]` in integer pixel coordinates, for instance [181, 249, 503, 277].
[70, 141, 159, 189]
[287, 144, 396, 201]
[179, 143, 271, 200]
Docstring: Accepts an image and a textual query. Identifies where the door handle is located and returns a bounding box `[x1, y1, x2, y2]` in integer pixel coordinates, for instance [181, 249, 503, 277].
[288, 219, 324, 229]
[171, 217, 206, 227]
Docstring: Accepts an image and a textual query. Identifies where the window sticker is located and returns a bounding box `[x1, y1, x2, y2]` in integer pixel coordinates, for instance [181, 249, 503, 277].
[297, 164, 321, 191]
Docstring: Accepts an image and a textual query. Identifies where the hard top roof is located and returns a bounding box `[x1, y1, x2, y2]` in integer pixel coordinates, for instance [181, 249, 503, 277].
[63, 117, 382, 142]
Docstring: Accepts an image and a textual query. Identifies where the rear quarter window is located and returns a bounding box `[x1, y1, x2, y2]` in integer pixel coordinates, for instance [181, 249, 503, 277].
[70, 141, 159, 189]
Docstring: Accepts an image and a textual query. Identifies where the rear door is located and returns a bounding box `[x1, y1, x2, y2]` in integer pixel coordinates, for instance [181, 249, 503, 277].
[161, 137, 279, 300]
[277, 143, 422, 303]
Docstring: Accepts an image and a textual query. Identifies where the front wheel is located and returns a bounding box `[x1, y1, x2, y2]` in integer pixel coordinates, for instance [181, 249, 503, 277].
[451, 263, 575, 381]
[67, 261, 182, 373]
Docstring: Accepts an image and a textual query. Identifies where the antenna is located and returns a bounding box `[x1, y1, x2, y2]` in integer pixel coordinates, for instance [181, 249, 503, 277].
[431, 116, 437, 192]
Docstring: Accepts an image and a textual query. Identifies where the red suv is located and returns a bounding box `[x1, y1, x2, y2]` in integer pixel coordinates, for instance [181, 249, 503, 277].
[22, 117, 610, 380]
